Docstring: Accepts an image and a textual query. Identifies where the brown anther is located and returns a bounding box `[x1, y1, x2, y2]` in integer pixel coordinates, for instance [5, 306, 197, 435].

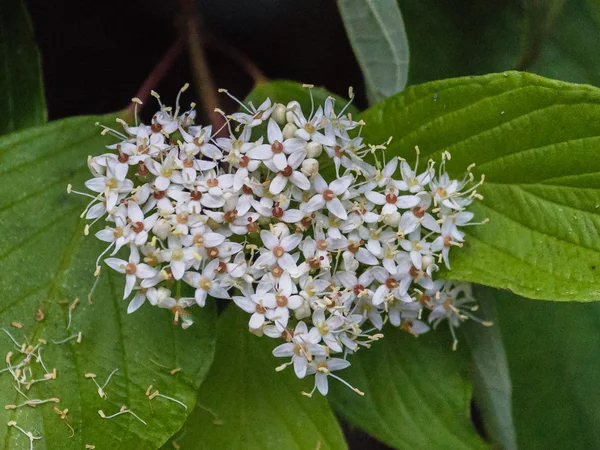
[334, 145, 344, 158]
[239, 156, 250, 168]
[280, 165, 293, 177]
[151, 122, 162, 133]
[385, 193, 398, 204]
[272, 206, 284, 218]
[409, 266, 420, 278]
[255, 304, 267, 314]
[353, 284, 365, 296]
[113, 226, 124, 238]
[348, 241, 361, 254]
[206, 178, 219, 188]
[273, 246, 285, 258]
[242, 185, 253, 195]
[224, 210, 238, 223]
[153, 190, 165, 199]
[190, 190, 202, 201]
[271, 141, 284, 154]
[207, 247, 220, 258]
[316, 239, 328, 251]
[443, 235, 453, 247]
[271, 266, 283, 278]
[132, 222, 144, 233]
[301, 216, 312, 228]
[412, 205, 426, 218]
[322, 189, 335, 201]
[125, 263, 137, 275]
[117, 153, 129, 163]
[385, 277, 399, 289]
[276, 295, 288, 307]
[193, 234, 206, 246]
[183, 159, 194, 168]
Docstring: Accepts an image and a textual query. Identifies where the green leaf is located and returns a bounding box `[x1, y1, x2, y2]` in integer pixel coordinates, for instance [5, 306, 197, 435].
[0, 0, 47, 134]
[358, 70, 600, 301]
[165, 306, 347, 450]
[328, 326, 486, 450]
[487, 286, 600, 449]
[338, 0, 409, 103]
[243, 80, 360, 117]
[0, 116, 216, 449]
[462, 289, 516, 450]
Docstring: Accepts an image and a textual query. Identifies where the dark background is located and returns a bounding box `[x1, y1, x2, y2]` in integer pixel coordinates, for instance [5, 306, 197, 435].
[27, 0, 367, 122]
[25, 0, 393, 447]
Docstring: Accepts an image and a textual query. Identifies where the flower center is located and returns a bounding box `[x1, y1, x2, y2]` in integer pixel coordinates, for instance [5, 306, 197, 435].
[200, 278, 212, 291]
[207, 178, 219, 188]
[113, 226, 123, 238]
[276, 295, 288, 307]
[436, 187, 447, 198]
[207, 247, 220, 258]
[193, 234, 205, 246]
[273, 246, 285, 258]
[271, 141, 284, 154]
[304, 123, 315, 134]
[190, 190, 203, 201]
[125, 263, 137, 275]
[171, 249, 183, 261]
[412, 205, 426, 218]
[106, 178, 118, 190]
[132, 222, 144, 233]
[183, 159, 194, 168]
[323, 189, 336, 201]
[224, 210, 238, 223]
[153, 190, 165, 199]
[334, 145, 344, 158]
[239, 156, 249, 168]
[385, 193, 398, 204]
[272, 206, 284, 218]
[385, 277, 399, 289]
[137, 163, 149, 176]
[255, 304, 267, 314]
[117, 153, 129, 163]
[271, 266, 283, 278]
[353, 284, 365, 296]
[280, 165, 293, 177]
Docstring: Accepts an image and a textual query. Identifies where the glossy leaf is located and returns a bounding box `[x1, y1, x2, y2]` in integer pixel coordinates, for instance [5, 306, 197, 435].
[338, 0, 409, 103]
[0, 0, 47, 134]
[0, 116, 216, 449]
[359, 71, 600, 301]
[165, 306, 347, 450]
[328, 326, 486, 450]
[488, 286, 600, 449]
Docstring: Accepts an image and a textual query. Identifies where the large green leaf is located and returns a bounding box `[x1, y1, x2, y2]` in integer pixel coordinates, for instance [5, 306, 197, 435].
[0, 0, 47, 134]
[338, 0, 409, 103]
[359, 70, 600, 301]
[328, 326, 486, 449]
[0, 116, 216, 449]
[165, 306, 347, 450]
[487, 286, 600, 449]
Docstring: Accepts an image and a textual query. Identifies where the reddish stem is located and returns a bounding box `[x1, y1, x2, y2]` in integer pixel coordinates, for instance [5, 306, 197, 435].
[125, 35, 185, 118]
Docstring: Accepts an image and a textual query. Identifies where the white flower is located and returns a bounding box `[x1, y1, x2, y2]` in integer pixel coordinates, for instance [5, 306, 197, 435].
[305, 174, 354, 220]
[305, 356, 351, 396]
[272, 321, 326, 379]
[104, 246, 158, 298]
[253, 230, 301, 274]
[183, 259, 231, 306]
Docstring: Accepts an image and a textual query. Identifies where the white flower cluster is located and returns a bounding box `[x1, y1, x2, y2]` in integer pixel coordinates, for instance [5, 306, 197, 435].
[72, 85, 486, 397]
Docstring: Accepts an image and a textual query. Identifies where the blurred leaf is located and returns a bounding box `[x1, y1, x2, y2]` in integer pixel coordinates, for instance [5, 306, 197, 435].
[328, 326, 486, 450]
[359, 71, 600, 301]
[462, 289, 516, 450]
[338, 0, 409, 103]
[0, 115, 216, 449]
[487, 286, 600, 449]
[0, 0, 47, 134]
[166, 306, 347, 450]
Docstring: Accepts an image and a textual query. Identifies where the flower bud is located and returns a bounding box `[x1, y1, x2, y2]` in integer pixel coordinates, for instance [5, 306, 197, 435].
[382, 212, 401, 227]
[306, 142, 322, 158]
[271, 222, 290, 239]
[294, 300, 311, 320]
[282, 123, 298, 140]
[152, 218, 170, 240]
[422, 254, 435, 269]
[272, 103, 287, 126]
[301, 158, 319, 177]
